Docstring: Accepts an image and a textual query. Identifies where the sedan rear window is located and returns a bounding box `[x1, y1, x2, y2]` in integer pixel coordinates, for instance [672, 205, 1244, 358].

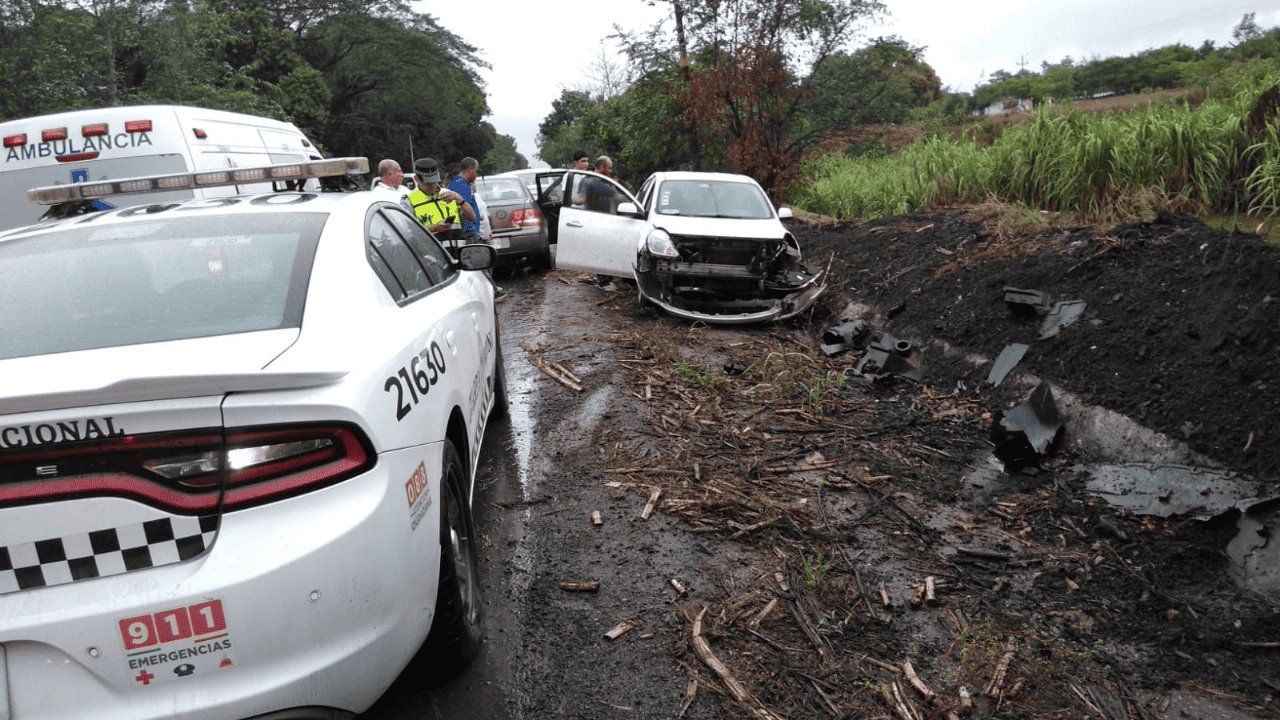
[655, 180, 775, 219]
[0, 213, 326, 360]
[476, 177, 528, 203]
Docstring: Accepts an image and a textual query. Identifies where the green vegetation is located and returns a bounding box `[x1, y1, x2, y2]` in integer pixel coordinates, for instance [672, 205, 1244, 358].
[795, 74, 1280, 226]
[673, 361, 726, 390]
[0, 0, 526, 172]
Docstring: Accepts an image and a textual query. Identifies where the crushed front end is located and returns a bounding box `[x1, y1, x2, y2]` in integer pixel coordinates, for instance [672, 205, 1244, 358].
[636, 231, 825, 324]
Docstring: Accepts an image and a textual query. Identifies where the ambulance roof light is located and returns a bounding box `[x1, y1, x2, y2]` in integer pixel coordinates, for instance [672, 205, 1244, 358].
[27, 157, 370, 205]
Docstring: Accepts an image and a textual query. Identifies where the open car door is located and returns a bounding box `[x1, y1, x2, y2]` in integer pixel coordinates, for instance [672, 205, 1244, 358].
[534, 171, 567, 245]
[553, 171, 646, 278]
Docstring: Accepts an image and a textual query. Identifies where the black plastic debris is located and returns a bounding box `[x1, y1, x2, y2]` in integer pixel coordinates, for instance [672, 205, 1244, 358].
[986, 343, 1029, 386]
[1038, 300, 1087, 339]
[991, 381, 1063, 471]
[852, 331, 924, 380]
[820, 319, 870, 356]
[1003, 287, 1052, 317]
[722, 362, 746, 376]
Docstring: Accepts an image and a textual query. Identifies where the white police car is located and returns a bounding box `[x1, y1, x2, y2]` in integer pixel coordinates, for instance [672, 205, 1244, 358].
[0, 158, 506, 719]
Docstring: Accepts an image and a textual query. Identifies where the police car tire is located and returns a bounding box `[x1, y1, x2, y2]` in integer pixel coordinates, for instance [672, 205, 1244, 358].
[424, 440, 483, 667]
[492, 333, 509, 420]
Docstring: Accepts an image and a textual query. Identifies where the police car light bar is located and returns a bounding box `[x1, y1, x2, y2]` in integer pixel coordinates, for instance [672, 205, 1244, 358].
[27, 157, 370, 205]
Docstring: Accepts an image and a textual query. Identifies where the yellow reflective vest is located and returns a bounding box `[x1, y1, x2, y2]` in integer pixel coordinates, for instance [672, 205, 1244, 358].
[407, 188, 460, 232]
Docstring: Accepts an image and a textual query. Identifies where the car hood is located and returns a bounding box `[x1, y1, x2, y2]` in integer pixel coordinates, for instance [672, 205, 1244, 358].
[650, 214, 787, 240]
[0, 329, 345, 415]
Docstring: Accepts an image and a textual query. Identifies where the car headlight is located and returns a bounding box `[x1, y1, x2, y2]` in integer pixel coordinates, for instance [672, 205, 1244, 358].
[646, 228, 679, 258]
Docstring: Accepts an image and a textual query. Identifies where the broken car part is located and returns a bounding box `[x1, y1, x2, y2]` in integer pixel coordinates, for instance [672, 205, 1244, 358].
[1038, 300, 1087, 339]
[1003, 287, 1052, 317]
[986, 343, 1030, 386]
[852, 331, 924, 380]
[991, 381, 1063, 470]
[821, 319, 870, 356]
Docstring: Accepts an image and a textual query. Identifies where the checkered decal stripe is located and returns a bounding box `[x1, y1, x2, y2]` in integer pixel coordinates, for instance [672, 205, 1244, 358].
[0, 516, 218, 595]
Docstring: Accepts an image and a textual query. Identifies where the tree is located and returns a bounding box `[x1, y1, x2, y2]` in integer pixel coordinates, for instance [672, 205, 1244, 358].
[482, 130, 527, 173]
[1233, 12, 1263, 45]
[640, 0, 886, 198]
[805, 38, 941, 127]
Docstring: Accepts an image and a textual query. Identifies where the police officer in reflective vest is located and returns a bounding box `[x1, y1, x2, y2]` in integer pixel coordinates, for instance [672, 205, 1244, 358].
[407, 157, 474, 246]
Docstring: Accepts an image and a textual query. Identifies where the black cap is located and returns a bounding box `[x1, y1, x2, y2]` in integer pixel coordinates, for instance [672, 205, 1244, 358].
[413, 158, 440, 183]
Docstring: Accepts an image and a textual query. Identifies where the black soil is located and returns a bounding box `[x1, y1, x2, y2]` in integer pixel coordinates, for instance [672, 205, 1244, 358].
[802, 210, 1280, 481]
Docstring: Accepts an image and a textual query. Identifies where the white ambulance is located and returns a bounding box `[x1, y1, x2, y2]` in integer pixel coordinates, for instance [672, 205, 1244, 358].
[0, 105, 321, 230]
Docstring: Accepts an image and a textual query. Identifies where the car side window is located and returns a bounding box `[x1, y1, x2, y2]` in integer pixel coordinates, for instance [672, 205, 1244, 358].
[367, 243, 405, 299]
[383, 208, 456, 286]
[368, 213, 433, 299]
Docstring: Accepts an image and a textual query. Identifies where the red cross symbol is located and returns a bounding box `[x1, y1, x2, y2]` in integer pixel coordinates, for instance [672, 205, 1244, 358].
[135, 669, 155, 686]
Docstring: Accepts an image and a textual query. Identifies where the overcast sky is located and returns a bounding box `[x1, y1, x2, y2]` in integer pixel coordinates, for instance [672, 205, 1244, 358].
[420, 1, 1280, 166]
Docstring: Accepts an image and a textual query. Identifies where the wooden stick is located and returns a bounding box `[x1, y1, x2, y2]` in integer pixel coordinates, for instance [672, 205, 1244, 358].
[605, 620, 635, 640]
[924, 577, 936, 605]
[641, 488, 662, 519]
[984, 645, 1015, 697]
[560, 581, 600, 592]
[903, 660, 936, 701]
[550, 361, 582, 385]
[677, 680, 698, 719]
[590, 511, 603, 526]
[691, 608, 785, 720]
[748, 598, 778, 630]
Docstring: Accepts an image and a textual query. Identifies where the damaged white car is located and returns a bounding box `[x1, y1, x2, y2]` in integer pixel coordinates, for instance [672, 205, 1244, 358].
[537, 170, 825, 324]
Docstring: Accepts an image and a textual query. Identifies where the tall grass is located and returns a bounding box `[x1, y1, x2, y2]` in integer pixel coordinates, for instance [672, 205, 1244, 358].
[795, 76, 1279, 224]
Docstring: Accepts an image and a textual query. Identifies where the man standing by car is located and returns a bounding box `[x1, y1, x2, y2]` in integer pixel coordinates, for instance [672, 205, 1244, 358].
[408, 157, 473, 245]
[372, 159, 409, 198]
[447, 157, 483, 242]
[583, 155, 624, 213]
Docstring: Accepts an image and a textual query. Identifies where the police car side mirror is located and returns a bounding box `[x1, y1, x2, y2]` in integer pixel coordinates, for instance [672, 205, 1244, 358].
[777, 207, 794, 220]
[457, 244, 496, 271]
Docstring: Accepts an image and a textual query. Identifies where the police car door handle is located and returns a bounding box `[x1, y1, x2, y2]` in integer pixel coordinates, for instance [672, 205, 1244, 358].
[445, 330, 456, 349]
[566, 220, 584, 228]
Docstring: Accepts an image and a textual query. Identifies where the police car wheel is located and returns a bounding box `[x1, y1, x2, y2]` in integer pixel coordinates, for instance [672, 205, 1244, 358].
[424, 440, 483, 668]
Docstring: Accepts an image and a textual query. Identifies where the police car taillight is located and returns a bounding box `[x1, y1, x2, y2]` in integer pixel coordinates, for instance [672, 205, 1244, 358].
[4, 133, 27, 148]
[124, 120, 152, 133]
[0, 424, 375, 514]
[220, 425, 373, 510]
[41, 127, 68, 142]
[28, 156, 370, 205]
[82, 123, 109, 137]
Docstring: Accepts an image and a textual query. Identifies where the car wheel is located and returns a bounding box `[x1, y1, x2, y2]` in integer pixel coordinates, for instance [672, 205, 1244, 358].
[424, 439, 482, 669]
[491, 333, 509, 420]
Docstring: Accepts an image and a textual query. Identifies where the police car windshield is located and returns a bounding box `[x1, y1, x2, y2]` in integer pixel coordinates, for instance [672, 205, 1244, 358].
[655, 180, 774, 219]
[0, 213, 326, 360]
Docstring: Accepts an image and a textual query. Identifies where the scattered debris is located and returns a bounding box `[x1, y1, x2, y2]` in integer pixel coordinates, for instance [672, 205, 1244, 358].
[1038, 300, 1087, 339]
[690, 608, 785, 720]
[1081, 463, 1268, 520]
[641, 487, 662, 520]
[990, 381, 1063, 470]
[561, 580, 600, 593]
[605, 620, 636, 640]
[820, 318, 870, 356]
[853, 330, 925, 380]
[591, 510, 604, 526]
[1003, 287, 1051, 316]
[535, 358, 583, 392]
[985, 343, 1029, 386]
[670, 578, 687, 595]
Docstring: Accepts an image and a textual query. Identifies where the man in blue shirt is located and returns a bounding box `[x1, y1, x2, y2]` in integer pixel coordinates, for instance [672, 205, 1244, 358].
[447, 157, 482, 240]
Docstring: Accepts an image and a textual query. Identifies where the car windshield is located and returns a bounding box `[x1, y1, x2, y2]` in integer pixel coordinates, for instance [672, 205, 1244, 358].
[476, 177, 528, 203]
[654, 179, 775, 219]
[0, 212, 326, 360]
